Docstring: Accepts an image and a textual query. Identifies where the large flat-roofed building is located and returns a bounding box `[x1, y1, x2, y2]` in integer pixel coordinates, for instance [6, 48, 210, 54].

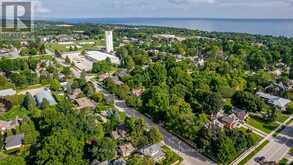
[85, 51, 120, 65]
[105, 31, 114, 53]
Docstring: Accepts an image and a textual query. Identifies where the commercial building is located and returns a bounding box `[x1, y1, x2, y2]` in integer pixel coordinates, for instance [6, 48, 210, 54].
[256, 92, 291, 110]
[85, 51, 120, 65]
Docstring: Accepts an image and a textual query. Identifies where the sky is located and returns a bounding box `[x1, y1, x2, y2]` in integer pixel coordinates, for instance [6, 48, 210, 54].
[31, 0, 293, 18]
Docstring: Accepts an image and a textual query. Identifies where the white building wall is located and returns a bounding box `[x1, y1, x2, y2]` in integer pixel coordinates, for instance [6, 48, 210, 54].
[105, 31, 114, 53]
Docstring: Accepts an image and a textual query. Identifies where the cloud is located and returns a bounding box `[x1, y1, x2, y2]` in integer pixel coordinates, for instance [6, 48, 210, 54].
[33, 1, 50, 13]
[168, 0, 216, 5]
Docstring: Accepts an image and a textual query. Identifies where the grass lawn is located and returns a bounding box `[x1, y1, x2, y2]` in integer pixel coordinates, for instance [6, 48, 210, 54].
[48, 43, 69, 52]
[237, 127, 262, 142]
[247, 116, 279, 134]
[238, 140, 269, 165]
[160, 145, 183, 165]
[277, 113, 289, 123]
[0, 152, 8, 160]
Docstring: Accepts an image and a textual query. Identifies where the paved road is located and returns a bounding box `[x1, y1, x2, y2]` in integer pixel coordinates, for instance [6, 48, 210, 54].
[247, 122, 293, 165]
[93, 82, 215, 165]
[232, 116, 293, 165]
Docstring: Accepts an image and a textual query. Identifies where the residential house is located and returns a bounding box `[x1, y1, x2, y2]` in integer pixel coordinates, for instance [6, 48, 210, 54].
[69, 89, 82, 100]
[100, 111, 113, 118]
[132, 88, 144, 97]
[265, 82, 287, 96]
[111, 76, 124, 86]
[0, 89, 16, 97]
[5, 133, 24, 150]
[138, 144, 165, 162]
[118, 143, 136, 157]
[116, 69, 129, 79]
[112, 159, 126, 165]
[111, 124, 128, 140]
[91, 160, 110, 165]
[256, 92, 291, 110]
[0, 117, 21, 132]
[98, 73, 111, 81]
[213, 119, 225, 129]
[232, 107, 248, 123]
[74, 97, 96, 109]
[104, 95, 114, 105]
[34, 88, 57, 107]
[219, 115, 238, 129]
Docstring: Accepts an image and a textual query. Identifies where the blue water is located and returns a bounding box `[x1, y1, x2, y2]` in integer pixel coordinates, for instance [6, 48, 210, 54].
[55, 18, 293, 37]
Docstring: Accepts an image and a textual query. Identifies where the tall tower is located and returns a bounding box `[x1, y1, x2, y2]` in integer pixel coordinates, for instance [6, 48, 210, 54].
[105, 31, 113, 53]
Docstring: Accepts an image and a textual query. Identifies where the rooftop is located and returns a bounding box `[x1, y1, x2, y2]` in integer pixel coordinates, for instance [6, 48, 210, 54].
[85, 51, 120, 65]
[0, 89, 16, 97]
[75, 97, 96, 109]
[35, 88, 57, 106]
[256, 92, 291, 108]
[5, 133, 24, 149]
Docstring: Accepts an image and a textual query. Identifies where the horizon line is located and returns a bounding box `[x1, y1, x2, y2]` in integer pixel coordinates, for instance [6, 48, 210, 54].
[35, 17, 293, 20]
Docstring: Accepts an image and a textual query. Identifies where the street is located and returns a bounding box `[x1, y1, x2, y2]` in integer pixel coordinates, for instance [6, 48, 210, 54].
[247, 122, 293, 165]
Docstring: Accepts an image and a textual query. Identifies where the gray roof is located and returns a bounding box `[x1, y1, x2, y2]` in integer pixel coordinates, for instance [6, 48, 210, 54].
[138, 143, 161, 156]
[35, 89, 57, 106]
[5, 133, 24, 148]
[138, 144, 165, 161]
[256, 92, 291, 108]
[0, 89, 16, 97]
[112, 159, 126, 165]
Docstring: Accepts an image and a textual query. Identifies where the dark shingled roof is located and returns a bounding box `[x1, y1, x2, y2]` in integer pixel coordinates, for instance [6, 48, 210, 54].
[5, 133, 24, 148]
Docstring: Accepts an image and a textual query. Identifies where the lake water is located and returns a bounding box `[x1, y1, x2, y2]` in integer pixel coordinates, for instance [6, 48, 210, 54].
[59, 18, 293, 37]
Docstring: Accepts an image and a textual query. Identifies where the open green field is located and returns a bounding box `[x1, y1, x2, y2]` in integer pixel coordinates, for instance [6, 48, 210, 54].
[47, 39, 105, 53]
[247, 116, 279, 134]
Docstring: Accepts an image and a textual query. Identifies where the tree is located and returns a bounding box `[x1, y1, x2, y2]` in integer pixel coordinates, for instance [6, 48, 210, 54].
[23, 92, 37, 111]
[62, 67, 72, 78]
[92, 59, 113, 73]
[124, 56, 135, 70]
[34, 129, 86, 165]
[65, 56, 71, 64]
[143, 86, 169, 122]
[147, 63, 167, 85]
[39, 44, 46, 54]
[81, 50, 86, 55]
[147, 128, 163, 144]
[50, 79, 61, 91]
[247, 51, 267, 70]
[20, 120, 39, 144]
[287, 102, 293, 114]
[195, 91, 224, 115]
[0, 156, 26, 165]
[232, 91, 264, 112]
[90, 137, 117, 161]
[41, 99, 50, 110]
[216, 137, 237, 164]
[127, 154, 154, 165]
[54, 49, 61, 57]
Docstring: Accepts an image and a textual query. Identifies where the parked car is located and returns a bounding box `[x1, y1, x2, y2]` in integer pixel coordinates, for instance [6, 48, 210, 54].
[255, 156, 266, 164]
